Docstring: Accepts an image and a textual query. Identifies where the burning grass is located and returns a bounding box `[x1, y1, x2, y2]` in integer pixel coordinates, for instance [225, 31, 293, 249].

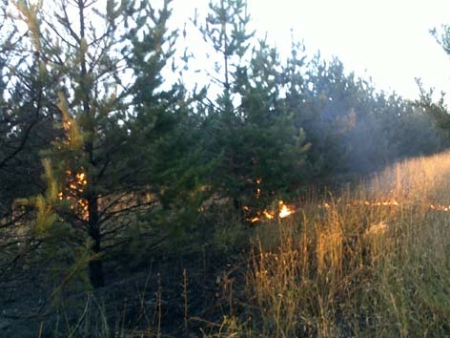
[243, 151, 450, 337]
[12, 152, 450, 337]
[246, 200, 296, 223]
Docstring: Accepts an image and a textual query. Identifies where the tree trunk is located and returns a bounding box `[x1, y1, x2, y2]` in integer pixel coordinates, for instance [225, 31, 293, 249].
[87, 193, 104, 288]
[76, 1, 104, 289]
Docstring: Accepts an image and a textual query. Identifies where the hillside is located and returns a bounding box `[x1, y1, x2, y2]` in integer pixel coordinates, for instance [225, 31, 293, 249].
[2, 151, 450, 337]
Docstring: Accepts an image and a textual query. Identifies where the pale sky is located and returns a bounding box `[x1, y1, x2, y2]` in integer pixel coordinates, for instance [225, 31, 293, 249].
[173, 0, 450, 101]
[30, 0, 450, 101]
[247, 0, 450, 100]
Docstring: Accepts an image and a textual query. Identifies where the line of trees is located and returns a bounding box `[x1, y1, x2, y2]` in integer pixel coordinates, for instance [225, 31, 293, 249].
[0, 0, 448, 290]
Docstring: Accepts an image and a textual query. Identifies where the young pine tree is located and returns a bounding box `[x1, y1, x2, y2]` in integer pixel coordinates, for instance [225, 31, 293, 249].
[196, 0, 310, 220]
[12, 0, 195, 288]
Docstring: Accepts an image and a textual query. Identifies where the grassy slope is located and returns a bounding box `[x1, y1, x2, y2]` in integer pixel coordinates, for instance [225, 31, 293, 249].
[110, 150, 450, 337]
[9, 151, 450, 337]
[242, 151, 450, 337]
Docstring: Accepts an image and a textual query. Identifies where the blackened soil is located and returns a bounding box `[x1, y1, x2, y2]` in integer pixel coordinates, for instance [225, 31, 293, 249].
[0, 249, 250, 338]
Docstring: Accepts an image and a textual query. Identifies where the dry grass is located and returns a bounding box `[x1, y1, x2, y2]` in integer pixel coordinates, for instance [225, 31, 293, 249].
[36, 151, 450, 337]
[245, 151, 450, 337]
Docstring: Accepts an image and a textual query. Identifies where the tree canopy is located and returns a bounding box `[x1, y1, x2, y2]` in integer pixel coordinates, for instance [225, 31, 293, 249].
[0, 0, 447, 294]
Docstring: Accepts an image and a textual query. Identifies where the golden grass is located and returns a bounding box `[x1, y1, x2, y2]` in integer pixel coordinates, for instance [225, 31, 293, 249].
[245, 151, 450, 337]
[39, 151, 450, 337]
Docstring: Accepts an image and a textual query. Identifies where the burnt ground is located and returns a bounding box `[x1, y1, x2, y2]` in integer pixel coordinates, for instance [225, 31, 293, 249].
[0, 246, 252, 338]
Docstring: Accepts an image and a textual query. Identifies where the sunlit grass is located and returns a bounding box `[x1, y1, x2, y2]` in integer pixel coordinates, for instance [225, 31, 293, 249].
[34, 151, 450, 337]
[245, 151, 450, 337]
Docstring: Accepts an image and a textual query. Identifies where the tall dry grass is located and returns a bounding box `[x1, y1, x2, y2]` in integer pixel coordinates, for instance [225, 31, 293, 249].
[39, 152, 450, 337]
[246, 151, 450, 337]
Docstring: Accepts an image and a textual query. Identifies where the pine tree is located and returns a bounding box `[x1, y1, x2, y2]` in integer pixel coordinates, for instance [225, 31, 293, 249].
[196, 0, 310, 220]
[0, 0, 63, 277]
[9, 0, 193, 288]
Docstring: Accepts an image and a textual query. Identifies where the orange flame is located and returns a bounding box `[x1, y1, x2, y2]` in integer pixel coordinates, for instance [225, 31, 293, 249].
[263, 210, 275, 219]
[246, 200, 295, 223]
[59, 168, 88, 218]
[344, 199, 400, 208]
[278, 200, 293, 218]
[430, 204, 450, 211]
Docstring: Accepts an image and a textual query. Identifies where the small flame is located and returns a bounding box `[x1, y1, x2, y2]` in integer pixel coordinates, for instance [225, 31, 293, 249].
[57, 118, 88, 218]
[263, 210, 275, 219]
[245, 200, 295, 223]
[278, 200, 293, 218]
[59, 168, 88, 218]
[245, 196, 450, 224]
[76, 172, 87, 185]
[348, 199, 399, 208]
[430, 204, 450, 211]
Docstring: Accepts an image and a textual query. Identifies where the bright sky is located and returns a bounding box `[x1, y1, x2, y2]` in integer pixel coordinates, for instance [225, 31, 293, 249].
[174, 0, 450, 100]
[247, 0, 450, 100]
[24, 0, 450, 101]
